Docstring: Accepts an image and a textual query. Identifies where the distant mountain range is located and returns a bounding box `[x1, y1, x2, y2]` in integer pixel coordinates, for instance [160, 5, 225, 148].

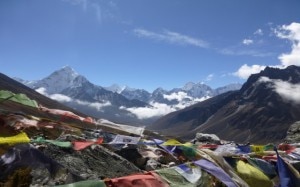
[3, 65, 300, 144]
[14, 66, 242, 125]
[149, 65, 300, 144]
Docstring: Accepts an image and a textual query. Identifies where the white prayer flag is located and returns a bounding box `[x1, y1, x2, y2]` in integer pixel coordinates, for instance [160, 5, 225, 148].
[109, 135, 141, 145]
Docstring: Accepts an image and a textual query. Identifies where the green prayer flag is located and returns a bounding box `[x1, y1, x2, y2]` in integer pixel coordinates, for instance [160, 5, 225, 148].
[45, 140, 72, 148]
[0, 90, 38, 108]
[31, 137, 72, 148]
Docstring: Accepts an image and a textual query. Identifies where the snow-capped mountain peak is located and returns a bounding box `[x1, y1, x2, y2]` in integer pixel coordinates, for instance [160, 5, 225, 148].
[60, 65, 79, 77]
[122, 86, 138, 92]
[31, 66, 83, 94]
[182, 82, 196, 91]
[105, 84, 126, 94]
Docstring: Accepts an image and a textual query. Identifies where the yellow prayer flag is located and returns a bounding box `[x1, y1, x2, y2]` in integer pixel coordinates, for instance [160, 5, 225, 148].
[0, 132, 30, 145]
[236, 160, 273, 187]
[162, 139, 183, 146]
[250, 145, 264, 153]
[182, 142, 193, 147]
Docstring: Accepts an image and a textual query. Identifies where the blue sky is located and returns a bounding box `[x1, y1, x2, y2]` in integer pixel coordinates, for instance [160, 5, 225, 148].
[1, 0, 300, 92]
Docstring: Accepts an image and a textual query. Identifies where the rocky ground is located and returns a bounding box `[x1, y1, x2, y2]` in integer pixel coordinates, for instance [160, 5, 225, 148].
[0, 142, 142, 186]
[285, 121, 300, 143]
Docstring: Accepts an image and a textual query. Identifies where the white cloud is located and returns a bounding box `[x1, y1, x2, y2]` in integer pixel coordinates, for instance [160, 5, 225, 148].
[233, 22, 300, 80]
[121, 95, 210, 119]
[89, 102, 111, 110]
[75, 100, 111, 111]
[279, 44, 300, 66]
[233, 64, 266, 79]
[258, 76, 271, 83]
[220, 48, 273, 57]
[205, 74, 214, 81]
[275, 22, 300, 41]
[259, 76, 300, 103]
[35, 87, 47, 95]
[242, 39, 253, 45]
[62, 0, 117, 23]
[275, 22, 300, 66]
[62, 0, 88, 11]
[91, 3, 102, 23]
[122, 102, 176, 120]
[35, 86, 110, 111]
[133, 28, 209, 48]
[254, 29, 263, 35]
[163, 92, 192, 102]
[194, 96, 211, 102]
[50, 94, 73, 102]
[35, 87, 73, 102]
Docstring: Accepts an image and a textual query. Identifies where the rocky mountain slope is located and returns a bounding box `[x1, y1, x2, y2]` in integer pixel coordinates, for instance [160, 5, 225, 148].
[149, 65, 300, 144]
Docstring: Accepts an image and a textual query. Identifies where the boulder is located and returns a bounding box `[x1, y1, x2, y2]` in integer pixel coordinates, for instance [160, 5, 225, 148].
[285, 121, 300, 143]
[195, 133, 221, 144]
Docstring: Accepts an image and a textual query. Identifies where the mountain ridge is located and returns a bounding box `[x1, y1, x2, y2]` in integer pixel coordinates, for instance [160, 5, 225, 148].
[149, 65, 300, 144]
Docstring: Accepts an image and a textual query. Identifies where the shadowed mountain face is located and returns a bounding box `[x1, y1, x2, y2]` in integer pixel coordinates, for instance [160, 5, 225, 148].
[149, 66, 300, 144]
